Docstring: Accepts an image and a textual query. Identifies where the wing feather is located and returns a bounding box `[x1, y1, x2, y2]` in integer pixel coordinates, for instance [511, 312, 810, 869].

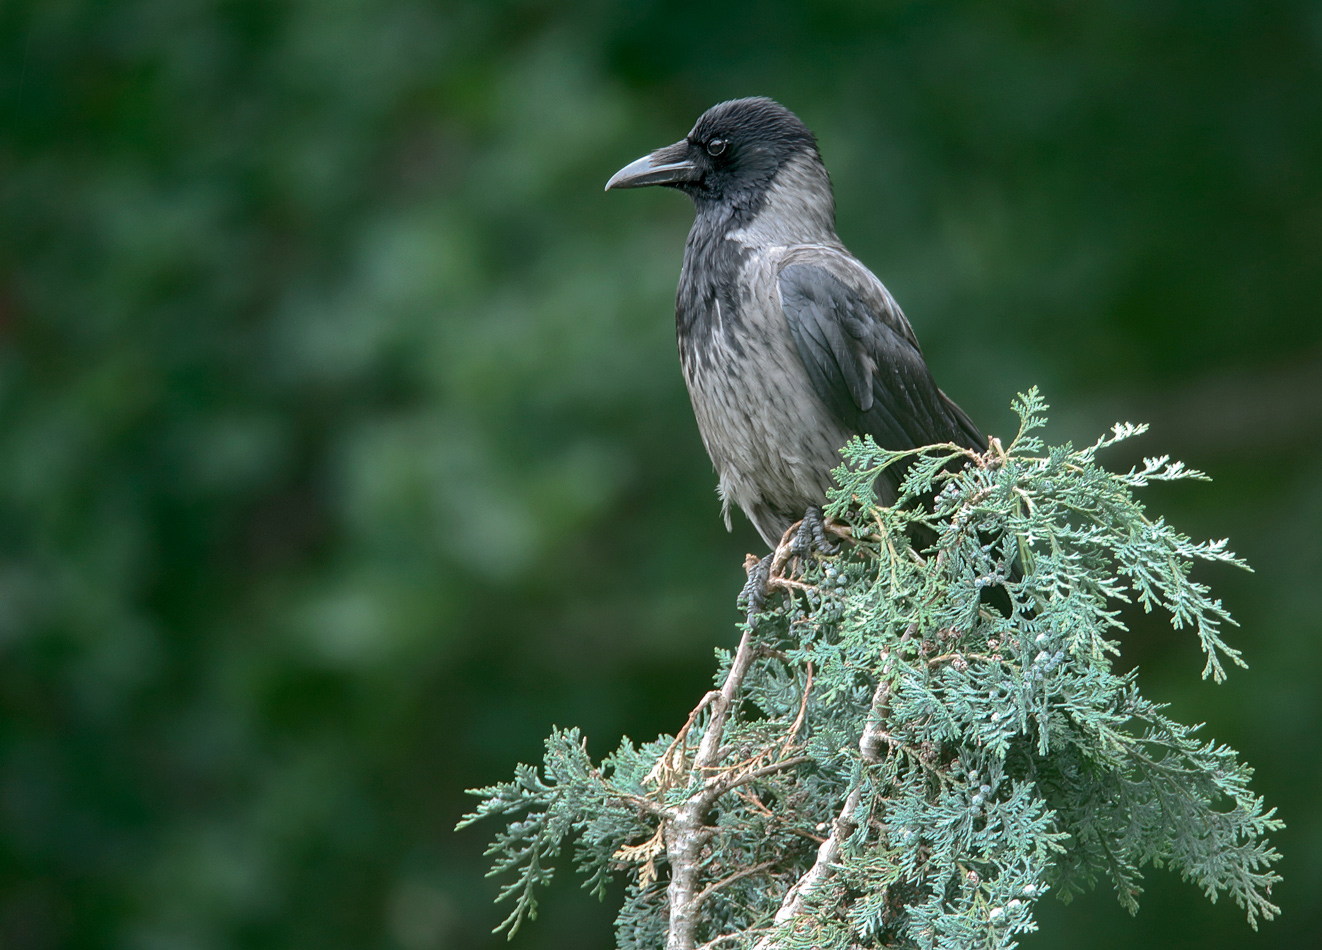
[777, 250, 986, 456]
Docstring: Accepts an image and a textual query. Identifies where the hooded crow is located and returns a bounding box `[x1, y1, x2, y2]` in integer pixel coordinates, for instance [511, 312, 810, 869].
[607, 97, 986, 553]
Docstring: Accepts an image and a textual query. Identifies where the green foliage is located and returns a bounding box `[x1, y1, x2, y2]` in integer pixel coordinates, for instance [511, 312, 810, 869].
[463, 394, 1281, 948]
[458, 730, 662, 938]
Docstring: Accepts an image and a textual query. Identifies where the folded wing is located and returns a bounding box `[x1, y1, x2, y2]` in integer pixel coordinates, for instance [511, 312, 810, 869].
[777, 249, 985, 466]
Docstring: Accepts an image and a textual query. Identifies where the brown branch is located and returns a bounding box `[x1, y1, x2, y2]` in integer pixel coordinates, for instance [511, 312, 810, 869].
[734, 790, 828, 844]
[785, 827, 828, 844]
[768, 575, 817, 593]
[692, 860, 777, 910]
[708, 755, 812, 798]
[735, 788, 776, 817]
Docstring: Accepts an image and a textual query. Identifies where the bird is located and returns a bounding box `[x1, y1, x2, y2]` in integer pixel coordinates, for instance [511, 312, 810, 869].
[606, 97, 987, 599]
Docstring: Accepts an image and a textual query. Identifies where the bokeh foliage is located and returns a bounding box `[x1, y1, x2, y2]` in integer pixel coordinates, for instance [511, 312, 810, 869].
[0, 1, 1318, 948]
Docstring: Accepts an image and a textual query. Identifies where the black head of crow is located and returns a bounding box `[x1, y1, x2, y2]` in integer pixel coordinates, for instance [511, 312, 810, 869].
[607, 97, 986, 550]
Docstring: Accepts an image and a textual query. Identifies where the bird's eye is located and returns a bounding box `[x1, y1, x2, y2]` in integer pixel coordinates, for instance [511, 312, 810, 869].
[705, 138, 727, 157]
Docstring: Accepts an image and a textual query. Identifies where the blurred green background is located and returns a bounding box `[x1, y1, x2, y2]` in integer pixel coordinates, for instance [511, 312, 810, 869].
[1, 1, 1319, 947]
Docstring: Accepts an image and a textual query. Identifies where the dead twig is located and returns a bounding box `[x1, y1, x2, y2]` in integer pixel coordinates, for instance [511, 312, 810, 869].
[645, 689, 720, 790]
[615, 825, 667, 888]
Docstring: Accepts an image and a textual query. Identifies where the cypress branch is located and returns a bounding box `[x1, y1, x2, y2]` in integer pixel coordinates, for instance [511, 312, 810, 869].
[458, 389, 1282, 948]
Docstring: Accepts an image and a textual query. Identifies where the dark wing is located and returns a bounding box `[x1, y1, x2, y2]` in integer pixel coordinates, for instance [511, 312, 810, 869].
[777, 252, 985, 456]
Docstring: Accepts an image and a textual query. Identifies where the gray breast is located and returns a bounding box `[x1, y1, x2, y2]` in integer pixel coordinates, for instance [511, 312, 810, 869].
[680, 248, 856, 547]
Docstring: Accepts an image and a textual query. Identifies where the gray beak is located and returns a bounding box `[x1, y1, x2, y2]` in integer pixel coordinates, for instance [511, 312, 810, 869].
[605, 140, 701, 191]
